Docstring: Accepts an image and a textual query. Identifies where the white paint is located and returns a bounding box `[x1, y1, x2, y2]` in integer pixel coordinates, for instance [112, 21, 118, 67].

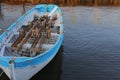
[0, 46, 59, 80]
[0, 66, 10, 79]
[10, 61, 16, 80]
[48, 6, 58, 17]
[15, 50, 58, 80]
[0, 46, 5, 56]
[42, 44, 53, 50]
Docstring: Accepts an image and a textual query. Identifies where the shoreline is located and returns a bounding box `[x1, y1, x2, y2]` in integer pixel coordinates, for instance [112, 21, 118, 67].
[1, 1, 120, 7]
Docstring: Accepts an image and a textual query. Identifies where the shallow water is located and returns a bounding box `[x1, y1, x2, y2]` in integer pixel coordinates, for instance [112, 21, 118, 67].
[1, 3, 120, 80]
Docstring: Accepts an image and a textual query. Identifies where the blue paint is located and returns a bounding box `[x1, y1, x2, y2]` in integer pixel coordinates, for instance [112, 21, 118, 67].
[0, 4, 64, 69]
[7, 23, 16, 31]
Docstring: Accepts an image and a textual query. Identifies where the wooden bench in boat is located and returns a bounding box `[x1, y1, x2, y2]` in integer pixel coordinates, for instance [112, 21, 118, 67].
[11, 32, 26, 49]
[11, 24, 36, 51]
[17, 32, 32, 51]
[9, 13, 60, 57]
[31, 33, 47, 52]
[11, 22, 34, 49]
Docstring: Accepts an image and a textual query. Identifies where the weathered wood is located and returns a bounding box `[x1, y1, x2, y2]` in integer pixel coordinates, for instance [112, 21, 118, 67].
[17, 31, 32, 51]
[11, 22, 34, 50]
[31, 30, 41, 48]
[32, 33, 47, 52]
[11, 32, 26, 48]
[17, 25, 36, 51]
[11, 12, 58, 54]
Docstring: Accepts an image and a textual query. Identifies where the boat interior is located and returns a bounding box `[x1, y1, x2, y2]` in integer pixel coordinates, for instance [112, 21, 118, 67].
[0, 10, 62, 57]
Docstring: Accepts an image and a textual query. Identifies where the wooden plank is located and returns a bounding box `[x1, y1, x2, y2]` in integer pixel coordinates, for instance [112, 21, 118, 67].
[11, 32, 26, 48]
[11, 23, 36, 51]
[31, 34, 41, 48]
[31, 34, 47, 52]
[17, 32, 32, 51]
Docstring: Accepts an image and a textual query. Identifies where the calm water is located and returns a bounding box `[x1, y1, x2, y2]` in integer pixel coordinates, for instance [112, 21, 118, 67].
[1, 3, 120, 80]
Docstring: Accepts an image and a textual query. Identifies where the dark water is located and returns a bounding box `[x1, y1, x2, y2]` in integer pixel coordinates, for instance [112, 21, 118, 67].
[1, 3, 120, 80]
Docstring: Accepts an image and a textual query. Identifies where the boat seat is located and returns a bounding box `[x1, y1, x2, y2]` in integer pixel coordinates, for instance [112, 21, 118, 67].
[42, 44, 53, 50]
[51, 33, 59, 36]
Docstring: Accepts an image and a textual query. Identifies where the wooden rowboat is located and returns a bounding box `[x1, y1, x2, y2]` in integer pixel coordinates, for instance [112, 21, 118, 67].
[0, 4, 64, 80]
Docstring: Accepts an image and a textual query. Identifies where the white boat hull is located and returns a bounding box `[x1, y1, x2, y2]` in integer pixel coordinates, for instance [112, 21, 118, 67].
[15, 49, 58, 80]
[1, 47, 58, 80]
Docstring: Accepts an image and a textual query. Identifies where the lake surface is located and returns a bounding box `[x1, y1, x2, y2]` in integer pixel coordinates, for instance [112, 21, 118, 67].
[1, 3, 120, 80]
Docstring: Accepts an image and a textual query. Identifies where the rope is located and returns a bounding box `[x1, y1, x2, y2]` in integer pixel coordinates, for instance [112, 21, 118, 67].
[0, 71, 4, 77]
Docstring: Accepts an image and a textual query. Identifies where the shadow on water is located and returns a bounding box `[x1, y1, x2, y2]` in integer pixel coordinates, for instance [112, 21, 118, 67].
[30, 46, 64, 80]
[0, 69, 10, 80]
[0, 46, 64, 80]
